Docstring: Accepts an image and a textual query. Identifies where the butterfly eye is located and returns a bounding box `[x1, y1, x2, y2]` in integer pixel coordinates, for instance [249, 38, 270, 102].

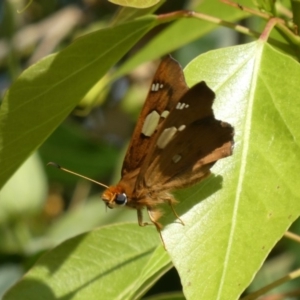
[114, 193, 127, 206]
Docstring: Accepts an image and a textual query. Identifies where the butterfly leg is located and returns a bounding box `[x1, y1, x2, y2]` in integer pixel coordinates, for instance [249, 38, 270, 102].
[166, 198, 185, 226]
[146, 208, 166, 249]
[137, 209, 151, 227]
[137, 208, 166, 249]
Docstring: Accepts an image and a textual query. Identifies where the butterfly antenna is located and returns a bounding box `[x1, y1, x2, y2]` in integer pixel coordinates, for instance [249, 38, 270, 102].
[47, 162, 109, 189]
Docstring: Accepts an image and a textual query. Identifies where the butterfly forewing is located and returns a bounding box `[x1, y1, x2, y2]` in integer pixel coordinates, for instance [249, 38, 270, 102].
[161, 81, 216, 128]
[121, 56, 189, 176]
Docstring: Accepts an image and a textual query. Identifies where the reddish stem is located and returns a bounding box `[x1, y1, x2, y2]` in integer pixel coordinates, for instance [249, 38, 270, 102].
[260, 18, 280, 42]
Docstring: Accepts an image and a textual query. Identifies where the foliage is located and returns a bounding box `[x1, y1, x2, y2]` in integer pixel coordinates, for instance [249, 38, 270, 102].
[1, 0, 300, 299]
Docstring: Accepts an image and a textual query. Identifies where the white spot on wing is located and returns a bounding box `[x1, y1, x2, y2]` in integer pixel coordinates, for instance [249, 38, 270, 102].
[151, 83, 161, 92]
[160, 84, 164, 89]
[172, 154, 182, 163]
[176, 102, 181, 109]
[178, 125, 186, 131]
[180, 102, 186, 109]
[142, 111, 160, 136]
[157, 127, 177, 149]
[161, 110, 169, 118]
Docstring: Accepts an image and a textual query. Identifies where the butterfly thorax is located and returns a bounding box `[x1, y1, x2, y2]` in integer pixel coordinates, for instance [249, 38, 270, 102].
[101, 174, 175, 212]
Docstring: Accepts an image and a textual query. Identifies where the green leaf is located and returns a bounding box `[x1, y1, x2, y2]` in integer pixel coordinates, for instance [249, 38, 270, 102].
[108, 0, 160, 8]
[4, 224, 171, 300]
[0, 15, 158, 190]
[110, 2, 164, 26]
[159, 42, 300, 299]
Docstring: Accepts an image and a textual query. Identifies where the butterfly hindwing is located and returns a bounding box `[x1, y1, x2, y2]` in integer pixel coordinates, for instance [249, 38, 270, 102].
[137, 81, 234, 191]
[144, 117, 233, 191]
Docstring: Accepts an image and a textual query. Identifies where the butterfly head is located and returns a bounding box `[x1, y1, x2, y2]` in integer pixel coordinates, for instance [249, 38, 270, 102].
[102, 186, 128, 209]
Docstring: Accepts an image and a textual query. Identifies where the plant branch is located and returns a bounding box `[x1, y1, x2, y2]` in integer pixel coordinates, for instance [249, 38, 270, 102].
[157, 10, 261, 39]
[284, 231, 300, 243]
[157, 10, 296, 50]
[276, 2, 293, 19]
[258, 16, 300, 44]
[241, 268, 300, 300]
[192, 11, 261, 39]
[220, 0, 272, 19]
[221, 0, 300, 44]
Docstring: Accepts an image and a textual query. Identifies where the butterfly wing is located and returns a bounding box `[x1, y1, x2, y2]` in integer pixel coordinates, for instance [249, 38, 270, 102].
[136, 81, 234, 191]
[121, 56, 189, 176]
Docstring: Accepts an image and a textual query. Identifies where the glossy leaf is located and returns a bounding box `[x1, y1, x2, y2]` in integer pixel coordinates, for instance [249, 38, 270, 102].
[160, 41, 300, 299]
[110, 0, 164, 25]
[4, 224, 171, 300]
[108, 0, 160, 8]
[0, 15, 158, 190]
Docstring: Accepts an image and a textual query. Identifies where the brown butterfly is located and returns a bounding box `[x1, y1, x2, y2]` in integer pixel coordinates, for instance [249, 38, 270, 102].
[50, 55, 234, 247]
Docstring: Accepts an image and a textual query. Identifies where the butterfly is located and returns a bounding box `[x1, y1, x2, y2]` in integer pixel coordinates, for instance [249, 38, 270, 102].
[50, 55, 234, 247]
[100, 55, 234, 244]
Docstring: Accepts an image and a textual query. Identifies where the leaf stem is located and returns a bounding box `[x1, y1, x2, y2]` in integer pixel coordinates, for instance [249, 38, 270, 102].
[259, 16, 300, 44]
[284, 230, 300, 243]
[241, 268, 300, 300]
[260, 17, 280, 41]
[157, 10, 195, 23]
